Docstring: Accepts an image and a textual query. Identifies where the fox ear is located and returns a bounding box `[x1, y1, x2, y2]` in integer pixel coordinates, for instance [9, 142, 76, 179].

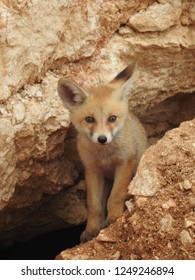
[110, 62, 136, 87]
[110, 62, 136, 99]
[120, 74, 135, 99]
[57, 78, 88, 106]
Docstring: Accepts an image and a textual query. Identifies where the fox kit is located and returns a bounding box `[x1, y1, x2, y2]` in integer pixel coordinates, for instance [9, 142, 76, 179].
[57, 63, 148, 242]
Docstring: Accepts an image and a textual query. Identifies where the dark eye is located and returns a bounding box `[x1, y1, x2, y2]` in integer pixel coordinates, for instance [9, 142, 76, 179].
[108, 115, 117, 122]
[85, 116, 95, 123]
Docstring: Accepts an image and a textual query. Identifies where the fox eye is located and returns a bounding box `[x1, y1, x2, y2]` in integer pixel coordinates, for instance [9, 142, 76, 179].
[108, 115, 117, 122]
[85, 116, 95, 123]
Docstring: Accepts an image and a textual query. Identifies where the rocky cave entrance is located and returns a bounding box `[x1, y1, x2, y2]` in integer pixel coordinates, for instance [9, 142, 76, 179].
[139, 91, 195, 145]
[0, 91, 194, 260]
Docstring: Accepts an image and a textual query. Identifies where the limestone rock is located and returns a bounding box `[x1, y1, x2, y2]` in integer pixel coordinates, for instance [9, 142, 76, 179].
[0, 119, 16, 210]
[128, 154, 160, 196]
[0, 71, 81, 245]
[0, 0, 134, 101]
[180, 230, 193, 245]
[128, 1, 182, 32]
[57, 120, 195, 260]
[0, 0, 195, 248]
[1, 71, 73, 206]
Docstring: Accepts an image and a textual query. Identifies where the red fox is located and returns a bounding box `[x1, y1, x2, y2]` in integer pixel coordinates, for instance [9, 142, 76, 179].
[57, 63, 148, 242]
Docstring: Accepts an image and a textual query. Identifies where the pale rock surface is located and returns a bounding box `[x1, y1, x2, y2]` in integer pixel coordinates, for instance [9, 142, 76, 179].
[0, 0, 195, 247]
[0, 71, 82, 245]
[0, 119, 16, 210]
[0, 0, 142, 101]
[0, 71, 72, 205]
[128, 1, 182, 32]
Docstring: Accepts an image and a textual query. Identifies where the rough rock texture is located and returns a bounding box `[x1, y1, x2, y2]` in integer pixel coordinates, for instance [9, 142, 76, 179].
[0, 0, 150, 101]
[0, 0, 195, 246]
[0, 71, 86, 246]
[128, 1, 182, 32]
[57, 119, 195, 260]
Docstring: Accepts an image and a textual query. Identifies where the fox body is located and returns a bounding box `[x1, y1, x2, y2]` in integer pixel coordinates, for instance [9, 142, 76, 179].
[57, 63, 148, 242]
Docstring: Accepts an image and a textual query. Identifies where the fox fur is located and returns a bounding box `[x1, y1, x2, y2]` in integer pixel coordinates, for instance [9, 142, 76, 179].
[57, 62, 148, 242]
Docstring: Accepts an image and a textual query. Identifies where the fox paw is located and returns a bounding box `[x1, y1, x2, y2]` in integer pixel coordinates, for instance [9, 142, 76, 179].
[80, 229, 100, 243]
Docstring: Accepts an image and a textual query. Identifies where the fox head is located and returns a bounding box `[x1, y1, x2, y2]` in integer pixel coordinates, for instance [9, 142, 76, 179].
[57, 62, 136, 145]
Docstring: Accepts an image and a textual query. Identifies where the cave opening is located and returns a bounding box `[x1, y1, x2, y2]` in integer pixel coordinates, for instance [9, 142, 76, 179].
[0, 225, 85, 260]
[139, 91, 195, 145]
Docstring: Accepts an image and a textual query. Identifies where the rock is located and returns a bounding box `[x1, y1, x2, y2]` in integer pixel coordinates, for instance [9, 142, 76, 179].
[109, 251, 121, 260]
[0, 0, 195, 248]
[183, 179, 192, 190]
[13, 103, 26, 124]
[125, 199, 135, 213]
[57, 120, 195, 260]
[0, 0, 132, 102]
[160, 214, 174, 232]
[0, 119, 16, 209]
[96, 229, 117, 243]
[128, 155, 160, 196]
[180, 230, 193, 245]
[184, 215, 195, 229]
[0, 71, 81, 245]
[162, 199, 177, 209]
[128, 1, 182, 32]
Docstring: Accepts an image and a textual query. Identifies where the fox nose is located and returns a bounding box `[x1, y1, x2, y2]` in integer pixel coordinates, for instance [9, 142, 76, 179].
[98, 135, 107, 144]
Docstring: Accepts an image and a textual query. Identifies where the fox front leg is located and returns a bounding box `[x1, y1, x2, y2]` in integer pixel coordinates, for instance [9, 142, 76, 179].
[106, 159, 135, 226]
[80, 167, 105, 243]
